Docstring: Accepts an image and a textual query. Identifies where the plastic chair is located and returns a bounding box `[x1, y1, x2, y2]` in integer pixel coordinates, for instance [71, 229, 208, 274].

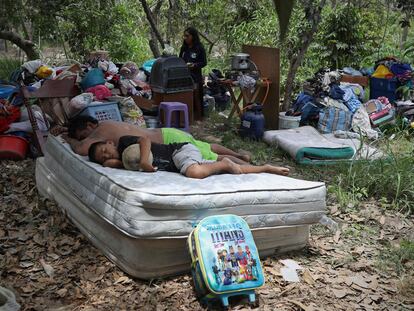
[159, 102, 190, 132]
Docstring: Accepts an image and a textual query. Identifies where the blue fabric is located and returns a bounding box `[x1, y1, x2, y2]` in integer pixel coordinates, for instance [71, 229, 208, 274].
[329, 85, 345, 100]
[361, 67, 374, 76]
[292, 92, 314, 111]
[344, 97, 361, 113]
[0, 85, 18, 100]
[340, 85, 362, 113]
[390, 63, 412, 76]
[300, 102, 320, 125]
[318, 107, 352, 134]
[343, 67, 362, 76]
[291, 92, 320, 125]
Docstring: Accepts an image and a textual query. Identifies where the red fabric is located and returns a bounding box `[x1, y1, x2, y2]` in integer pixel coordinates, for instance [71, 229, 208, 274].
[0, 102, 21, 133]
[86, 85, 112, 100]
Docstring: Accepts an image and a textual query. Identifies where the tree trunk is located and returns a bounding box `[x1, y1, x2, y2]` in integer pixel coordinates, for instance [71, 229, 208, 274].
[282, 0, 327, 111]
[140, 0, 165, 51]
[0, 30, 39, 60]
[400, 12, 410, 49]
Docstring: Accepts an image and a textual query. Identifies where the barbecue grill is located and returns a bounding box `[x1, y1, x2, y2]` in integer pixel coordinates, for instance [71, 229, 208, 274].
[150, 56, 194, 94]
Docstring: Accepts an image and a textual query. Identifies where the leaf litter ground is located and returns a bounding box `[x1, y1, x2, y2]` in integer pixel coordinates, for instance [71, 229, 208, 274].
[0, 149, 413, 310]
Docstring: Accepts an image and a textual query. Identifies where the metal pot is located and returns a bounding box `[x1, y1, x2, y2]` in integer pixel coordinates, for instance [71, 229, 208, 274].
[231, 53, 251, 71]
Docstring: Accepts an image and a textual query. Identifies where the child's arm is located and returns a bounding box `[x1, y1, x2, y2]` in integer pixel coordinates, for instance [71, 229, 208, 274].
[138, 136, 156, 172]
[103, 159, 123, 168]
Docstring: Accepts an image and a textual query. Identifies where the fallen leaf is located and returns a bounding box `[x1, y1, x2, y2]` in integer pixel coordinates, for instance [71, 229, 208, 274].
[114, 276, 132, 285]
[379, 216, 386, 225]
[333, 230, 341, 243]
[19, 261, 34, 268]
[303, 269, 315, 285]
[57, 288, 68, 297]
[265, 266, 281, 277]
[332, 288, 348, 298]
[40, 258, 54, 278]
[350, 275, 370, 289]
[287, 299, 313, 311]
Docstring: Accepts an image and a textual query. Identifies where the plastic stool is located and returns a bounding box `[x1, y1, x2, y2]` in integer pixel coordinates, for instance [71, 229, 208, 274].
[159, 102, 190, 132]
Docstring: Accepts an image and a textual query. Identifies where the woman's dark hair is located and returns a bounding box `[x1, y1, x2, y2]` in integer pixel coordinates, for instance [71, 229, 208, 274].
[67, 116, 98, 138]
[182, 27, 202, 48]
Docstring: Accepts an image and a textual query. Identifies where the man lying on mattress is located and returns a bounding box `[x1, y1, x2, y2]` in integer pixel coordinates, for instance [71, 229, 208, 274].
[87, 135, 290, 179]
[63, 116, 250, 164]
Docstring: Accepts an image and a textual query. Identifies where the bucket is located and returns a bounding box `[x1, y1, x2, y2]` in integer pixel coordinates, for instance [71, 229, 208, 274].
[279, 112, 300, 130]
[144, 116, 160, 128]
[0, 135, 29, 160]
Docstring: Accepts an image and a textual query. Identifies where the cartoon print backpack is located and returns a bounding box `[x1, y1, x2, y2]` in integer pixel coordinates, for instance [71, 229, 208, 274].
[187, 214, 264, 308]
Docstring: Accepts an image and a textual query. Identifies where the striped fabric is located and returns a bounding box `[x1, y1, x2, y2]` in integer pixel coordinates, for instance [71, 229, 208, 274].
[318, 107, 352, 134]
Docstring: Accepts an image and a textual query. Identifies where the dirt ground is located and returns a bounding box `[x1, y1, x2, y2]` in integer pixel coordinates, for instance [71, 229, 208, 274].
[0, 158, 413, 311]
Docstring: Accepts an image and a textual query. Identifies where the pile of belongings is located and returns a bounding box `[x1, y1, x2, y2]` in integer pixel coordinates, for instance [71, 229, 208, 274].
[364, 97, 395, 128]
[204, 69, 230, 112]
[287, 68, 378, 140]
[371, 57, 412, 84]
[395, 100, 414, 124]
[0, 51, 162, 158]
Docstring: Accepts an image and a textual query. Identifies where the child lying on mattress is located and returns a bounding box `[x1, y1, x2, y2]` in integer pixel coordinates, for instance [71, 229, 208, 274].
[88, 135, 289, 179]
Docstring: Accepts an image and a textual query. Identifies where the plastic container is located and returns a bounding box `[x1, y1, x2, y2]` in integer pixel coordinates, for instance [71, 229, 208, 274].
[279, 112, 300, 130]
[80, 68, 105, 90]
[369, 77, 398, 102]
[239, 104, 265, 140]
[144, 115, 160, 128]
[79, 102, 122, 122]
[0, 135, 29, 160]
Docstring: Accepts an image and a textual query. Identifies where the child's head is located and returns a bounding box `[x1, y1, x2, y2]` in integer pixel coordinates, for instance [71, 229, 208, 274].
[88, 141, 119, 164]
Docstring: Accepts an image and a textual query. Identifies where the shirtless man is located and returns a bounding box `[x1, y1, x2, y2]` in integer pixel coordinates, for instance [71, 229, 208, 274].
[63, 116, 251, 164]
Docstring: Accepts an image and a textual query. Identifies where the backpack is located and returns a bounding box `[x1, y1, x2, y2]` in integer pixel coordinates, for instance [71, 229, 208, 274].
[187, 215, 264, 308]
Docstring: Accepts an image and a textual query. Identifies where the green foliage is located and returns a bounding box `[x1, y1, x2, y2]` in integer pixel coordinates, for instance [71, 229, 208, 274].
[0, 58, 22, 81]
[315, 5, 376, 69]
[58, 1, 151, 63]
[378, 239, 414, 275]
[328, 133, 414, 214]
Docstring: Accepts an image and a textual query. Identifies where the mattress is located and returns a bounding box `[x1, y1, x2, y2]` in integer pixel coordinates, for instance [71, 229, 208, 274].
[264, 126, 384, 164]
[36, 135, 327, 278]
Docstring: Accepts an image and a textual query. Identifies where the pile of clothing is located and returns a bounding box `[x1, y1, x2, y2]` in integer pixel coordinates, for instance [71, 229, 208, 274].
[372, 57, 412, 83]
[287, 68, 377, 138]
[0, 52, 161, 159]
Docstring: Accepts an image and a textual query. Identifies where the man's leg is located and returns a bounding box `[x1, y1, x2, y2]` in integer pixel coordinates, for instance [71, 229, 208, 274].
[185, 158, 242, 179]
[239, 164, 290, 176]
[211, 144, 251, 162]
[217, 155, 248, 165]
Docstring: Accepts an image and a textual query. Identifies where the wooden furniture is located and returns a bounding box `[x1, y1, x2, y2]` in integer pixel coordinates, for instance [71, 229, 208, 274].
[218, 78, 272, 122]
[340, 75, 369, 88]
[242, 45, 280, 129]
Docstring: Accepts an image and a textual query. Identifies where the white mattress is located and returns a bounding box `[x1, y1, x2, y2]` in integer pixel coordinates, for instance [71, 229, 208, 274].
[39, 135, 326, 238]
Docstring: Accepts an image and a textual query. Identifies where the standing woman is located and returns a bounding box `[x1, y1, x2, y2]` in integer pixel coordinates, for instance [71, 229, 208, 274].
[179, 27, 207, 120]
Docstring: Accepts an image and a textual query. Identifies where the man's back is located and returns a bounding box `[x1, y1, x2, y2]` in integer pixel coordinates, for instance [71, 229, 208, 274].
[90, 121, 162, 143]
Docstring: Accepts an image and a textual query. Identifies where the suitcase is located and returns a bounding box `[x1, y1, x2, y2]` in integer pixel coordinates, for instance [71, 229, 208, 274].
[187, 215, 264, 308]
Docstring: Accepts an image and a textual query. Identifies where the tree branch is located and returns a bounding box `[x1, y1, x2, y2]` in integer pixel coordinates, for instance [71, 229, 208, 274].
[0, 30, 39, 60]
[140, 0, 165, 50]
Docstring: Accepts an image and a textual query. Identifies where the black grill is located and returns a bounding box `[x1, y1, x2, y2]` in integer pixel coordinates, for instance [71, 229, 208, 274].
[150, 56, 194, 94]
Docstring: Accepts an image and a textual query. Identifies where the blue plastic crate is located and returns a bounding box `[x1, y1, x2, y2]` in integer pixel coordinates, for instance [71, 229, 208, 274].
[370, 77, 398, 102]
[79, 102, 122, 122]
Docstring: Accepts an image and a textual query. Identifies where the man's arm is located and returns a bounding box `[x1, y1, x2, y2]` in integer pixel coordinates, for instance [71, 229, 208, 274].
[62, 134, 96, 156]
[138, 136, 156, 172]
